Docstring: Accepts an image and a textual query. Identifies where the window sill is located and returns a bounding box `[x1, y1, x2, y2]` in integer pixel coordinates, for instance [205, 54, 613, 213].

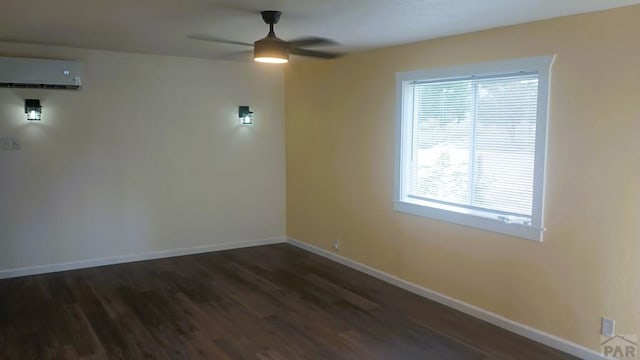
[393, 200, 543, 242]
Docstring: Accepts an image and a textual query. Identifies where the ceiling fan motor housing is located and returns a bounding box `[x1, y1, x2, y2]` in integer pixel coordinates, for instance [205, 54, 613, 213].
[254, 35, 289, 61]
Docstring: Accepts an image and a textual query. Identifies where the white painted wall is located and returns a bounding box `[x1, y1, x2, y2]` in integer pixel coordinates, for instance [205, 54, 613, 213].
[0, 43, 285, 271]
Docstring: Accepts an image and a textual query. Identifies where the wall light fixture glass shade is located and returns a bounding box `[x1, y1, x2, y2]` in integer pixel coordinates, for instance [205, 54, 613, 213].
[25, 99, 42, 121]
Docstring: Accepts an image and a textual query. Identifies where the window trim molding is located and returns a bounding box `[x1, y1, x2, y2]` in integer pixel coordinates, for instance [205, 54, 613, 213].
[394, 55, 556, 242]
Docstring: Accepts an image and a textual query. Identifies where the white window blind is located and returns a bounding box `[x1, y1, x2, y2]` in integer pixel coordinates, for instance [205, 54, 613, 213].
[407, 73, 538, 221]
[395, 56, 555, 241]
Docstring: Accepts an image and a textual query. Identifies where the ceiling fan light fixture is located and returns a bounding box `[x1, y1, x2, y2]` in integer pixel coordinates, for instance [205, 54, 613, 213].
[254, 56, 289, 64]
[254, 37, 289, 64]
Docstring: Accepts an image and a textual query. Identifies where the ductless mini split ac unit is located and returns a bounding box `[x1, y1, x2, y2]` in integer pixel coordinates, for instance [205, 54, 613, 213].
[0, 56, 83, 90]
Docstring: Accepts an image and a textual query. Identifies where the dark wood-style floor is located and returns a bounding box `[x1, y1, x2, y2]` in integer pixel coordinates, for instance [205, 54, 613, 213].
[0, 244, 577, 359]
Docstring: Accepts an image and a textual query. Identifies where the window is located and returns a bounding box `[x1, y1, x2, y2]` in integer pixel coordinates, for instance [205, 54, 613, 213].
[394, 56, 555, 241]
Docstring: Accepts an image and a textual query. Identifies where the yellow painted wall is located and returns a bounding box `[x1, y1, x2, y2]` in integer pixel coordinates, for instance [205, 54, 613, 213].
[285, 5, 640, 351]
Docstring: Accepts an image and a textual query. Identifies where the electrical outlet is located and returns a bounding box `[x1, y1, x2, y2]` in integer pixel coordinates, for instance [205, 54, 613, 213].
[332, 240, 340, 252]
[602, 317, 615, 337]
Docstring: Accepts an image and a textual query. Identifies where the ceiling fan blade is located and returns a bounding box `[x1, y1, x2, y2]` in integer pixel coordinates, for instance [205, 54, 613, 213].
[290, 48, 343, 59]
[288, 37, 338, 48]
[214, 51, 254, 62]
[188, 34, 253, 47]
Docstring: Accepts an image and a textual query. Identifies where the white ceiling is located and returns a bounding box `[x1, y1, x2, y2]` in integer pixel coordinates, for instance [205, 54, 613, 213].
[1, 0, 639, 60]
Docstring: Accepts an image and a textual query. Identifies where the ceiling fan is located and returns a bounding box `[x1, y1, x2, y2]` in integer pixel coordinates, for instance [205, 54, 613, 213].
[191, 10, 343, 64]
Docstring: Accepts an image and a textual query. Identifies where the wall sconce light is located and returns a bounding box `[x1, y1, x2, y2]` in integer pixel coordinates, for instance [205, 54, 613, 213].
[25, 99, 42, 121]
[239, 106, 254, 125]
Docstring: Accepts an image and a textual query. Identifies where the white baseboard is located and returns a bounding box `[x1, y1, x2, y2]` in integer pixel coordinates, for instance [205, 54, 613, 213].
[286, 237, 608, 360]
[0, 236, 286, 280]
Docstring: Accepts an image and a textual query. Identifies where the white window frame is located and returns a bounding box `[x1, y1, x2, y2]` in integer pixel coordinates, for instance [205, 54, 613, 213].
[394, 55, 555, 242]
